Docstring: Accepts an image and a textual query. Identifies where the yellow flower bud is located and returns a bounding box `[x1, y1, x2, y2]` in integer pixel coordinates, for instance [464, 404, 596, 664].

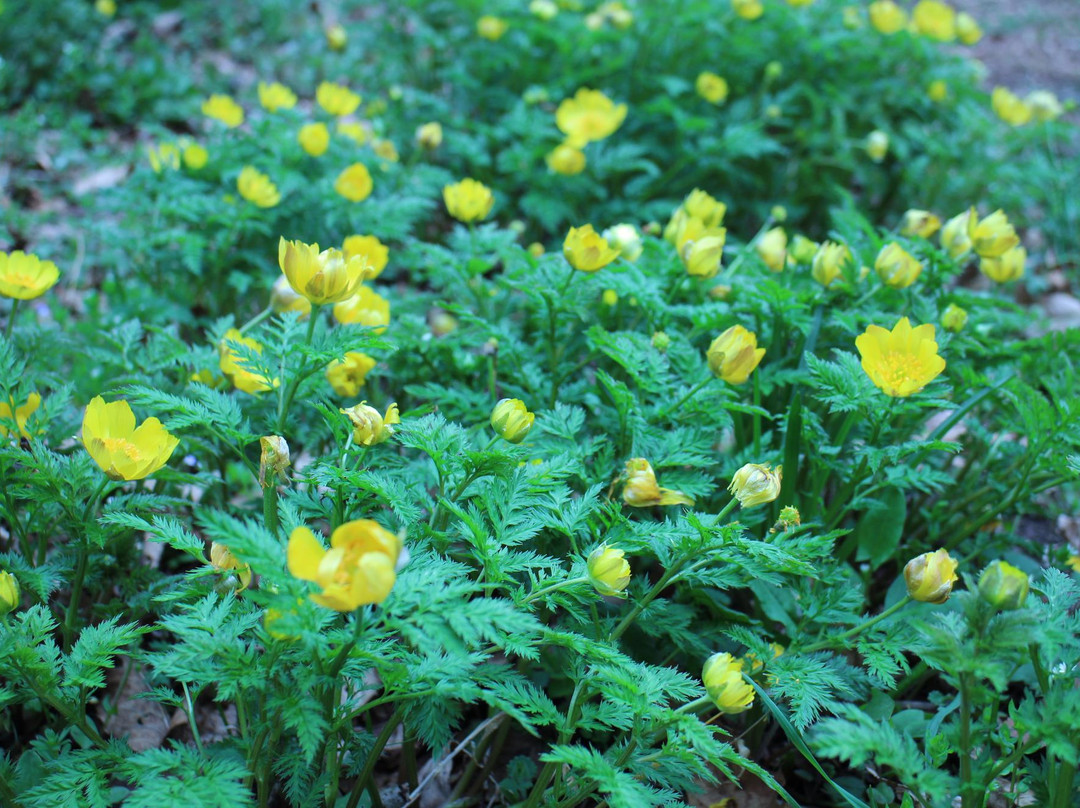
[298, 122, 330, 157]
[980, 245, 1025, 283]
[904, 549, 958, 604]
[602, 223, 643, 262]
[967, 209, 1019, 259]
[546, 143, 587, 176]
[702, 653, 755, 714]
[866, 130, 889, 162]
[707, 325, 765, 385]
[868, 0, 907, 34]
[729, 463, 782, 509]
[927, 80, 949, 103]
[770, 205, 788, 222]
[334, 163, 374, 203]
[259, 436, 290, 488]
[991, 87, 1032, 127]
[875, 242, 923, 289]
[477, 15, 508, 40]
[900, 209, 942, 238]
[529, 0, 559, 19]
[181, 142, 208, 170]
[978, 561, 1029, 610]
[95, 0, 116, 17]
[621, 458, 694, 507]
[811, 241, 851, 287]
[270, 275, 312, 319]
[415, 121, 443, 149]
[912, 0, 956, 41]
[940, 209, 973, 258]
[681, 189, 727, 230]
[587, 545, 631, 596]
[527, 242, 545, 258]
[325, 23, 347, 51]
[601, 289, 618, 307]
[490, 399, 535, 444]
[773, 506, 801, 531]
[788, 234, 819, 265]
[651, 331, 671, 352]
[0, 570, 19, 616]
[1026, 90, 1064, 123]
[209, 542, 252, 590]
[695, 72, 729, 105]
[429, 310, 458, 336]
[732, 0, 764, 20]
[709, 284, 733, 300]
[743, 642, 784, 675]
[372, 138, 399, 163]
[941, 303, 968, 333]
[444, 178, 495, 223]
[763, 61, 783, 82]
[756, 227, 787, 272]
[563, 224, 619, 272]
[340, 402, 399, 446]
[681, 231, 726, 279]
[955, 12, 981, 44]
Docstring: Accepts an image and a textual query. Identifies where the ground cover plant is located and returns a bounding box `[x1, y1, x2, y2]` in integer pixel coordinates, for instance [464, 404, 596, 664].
[2, 1, 1079, 807]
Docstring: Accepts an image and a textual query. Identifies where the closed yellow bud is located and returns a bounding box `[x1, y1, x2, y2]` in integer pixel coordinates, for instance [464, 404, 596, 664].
[0, 250, 60, 300]
[900, 210, 942, 238]
[340, 402, 399, 446]
[905, 549, 958, 603]
[335, 163, 374, 202]
[788, 234, 819, 265]
[682, 189, 727, 230]
[429, 310, 458, 336]
[372, 138, 399, 163]
[967, 209, 1019, 259]
[955, 12, 981, 44]
[729, 463, 782, 509]
[978, 561, 1028, 610]
[326, 352, 378, 397]
[298, 122, 330, 157]
[941, 303, 968, 333]
[209, 542, 253, 590]
[980, 245, 1025, 283]
[621, 458, 694, 508]
[601, 289, 618, 306]
[743, 642, 785, 675]
[546, 143, 587, 176]
[695, 72, 729, 105]
[707, 325, 765, 385]
[587, 545, 631, 596]
[0, 570, 20, 616]
[563, 224, 619, 272]
[528, 242, 545, 258]
[681, 231, 726, 279]
[477, 15, 509, 40]
[868, 0, 907, 34]
[95, 0, 116, 17]
[444, 178, 495, 223]
[325, 23, 347, 51]
[875, 242, 923, 289]
[756, 227, 787, 272]
[603, 224, 643, 262]
[258, 436, 290, 488]
[490, 399, 535, 444]
[702, 653, 755, 714]
[732, 0, 764, 20]
[529, 0, 559, 19]
[927, 80, 949, 103]
[811, 241, 852, 287]
[866, 130, 889, 162]
[651, 331, 671, 352]
[415, 121, 443, 149]
[270, 275, 312, 319]
[147, 142, 180, 173]
[940, 210, 973, 258]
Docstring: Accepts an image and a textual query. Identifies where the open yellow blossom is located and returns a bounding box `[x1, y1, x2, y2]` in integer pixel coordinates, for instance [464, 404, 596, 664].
[82, 397, 179, 481]
[182, 141, 208, 170]
[967, 209, 1019, 258]
[258, 81, 297, 112]
[681, 189, 727, 230]
[342, 235, 389, 278]
[210, 543, 252, 591]
[0, 393, 42, 439]
[555, 88, 627, 147]
[340, 402, 399, 446]
[666, 212, 715, 252]
[695, 72, 729, 105]
[875, 242, 923, 288]
[237, 166, 280, 208]
[729, 463, 782, 508]
[444, 178, 495, 223]
[682, 231, 726, 279]
[490, 398, 535, 444]
[546, 143, 587, 176]
[980, 245, 1025, 283]
[564, 224, 619, 272]
[912, 0, 955, 41]
[326, 352, 378, 397]
[602, 223, 643, 262]
[940, 210, 973, 258]
[811, 242, 851, 287]
[334, 163, 374, 202]
[991, 88, 1032, 127]
[756, 227, 787, 272]
[900, 210, 941, 238]
[904, 549, 958, 603]
[219, 329, 279, 394]
[622, 458, 694, 508]
[333, 286, 390, 332]
[732, 0, 764, 19]
[708, 325, 765, 384]
[279, 237, 370, 305]
[856, 317, 945, 397]
[298, 122, 330, 156]
[287, 520, 402, 611]
[476, 15, 509, 40]
[202, 94, 244, 127]
[587, 545, 631, 596]
[702, 653, 755, 714]
[0, 251, 60, 300]
[1027, 90, 1064, 122]
[316, 82, 361, 117]
[147, 142, 180, 173]
[956, 11, 981, 44]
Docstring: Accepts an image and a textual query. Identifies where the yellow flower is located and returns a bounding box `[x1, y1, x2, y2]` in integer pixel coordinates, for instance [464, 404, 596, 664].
[340, 402, 399, 446]
[622, 458, 694, 508]
[1067, 556, 1080, 574]
[598, 1, 633, 27]
[430, 310, 458, 337]
[490, 398, 535, 444]
[900, 210, 942, 238]
[270, 275, 312, 319]
[875, 242, 923, 288]
[0, 392, 42, 440]
[0, 250, 60, 300]
[729, 463, 782, 508]
[681, 189, 727, 230]
[941, 303, 968, 333]
[602, 223, 643, 262]
[316, 81, 361, 117]
[587, 545, 631, 596]
[912, 0, 955, 41]
[732, 0, 764, 19]
[811, 241, 851, 287]
[476, 15, 509, 40]
[257, 81, 297, 112]
[237, 166, 280, 208]
[602, 289, 619, 306]
[372, 138, 399, 163]
[940, 209, 973, 258]
[866, 130, 889, 162]
[209, 542, 252, 590]
[201, 94, 244, 127]
[978, 561, 1029, 610]
[82, 396, 179, 481]
[287, 520, 402, 611]
[298, 122, 330, 156]
[528, 242, 545, 258]
[443, 178, 495, 223]
[555, 88, 627, 147]
[967, 209, 1019, 258]
[681, 231, 726, 279]
[334, 163, 374, 202]
[788, 234, 818, 265]
[744, 642, 785, 675]
[702, 653, 755, 714]
[955, 11, 981, 44]
[991, 87, 1032, 127]
[325, 23, 347, 51]
[563, 224, 619, 272]
[259, 435, 290, 488]
[0, 571, 18, 616]
[904, 549, 958, 604]
[856, 317, 946, 397]
[337, 121, 370, 146]
[756, 227, 787, 272]
[333, 286, 390, 333]
[695, 72, 729, 105]
[95, 0, 116, 17]
[665, 212, 711, 252]
[546, 143, 587, 175]
[278, 237, 370, 305]
[530, 0, 559, 19]
[416, 121, 443, 149]
[342, 234, 389, 278]
[927, 80, 949, 103]
[219, 328, 279, 394]
[1026, 90, 1064, 122]
[326, 352, 378, 397]
[980, 245, 1026, 283]
[868, 0, 907, 34]
[707, 325, 765, 385]
[182, 142, 208, 170]
[147, 142, 180, 173]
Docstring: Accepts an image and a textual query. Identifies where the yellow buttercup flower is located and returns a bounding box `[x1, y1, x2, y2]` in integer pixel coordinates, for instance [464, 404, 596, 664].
[0, 571, 18, 617]
[270, 275, 312, 319]
[912, 0, 955, 40]
[257, 81, 297, 112]
[732, 0, 764, 20]
[856, 317, 945, 397]
[372, 138, 399, 163]
[316, 81, 361, 117]
[287, 520, 402, 611]
[546, 143, 587, 176]
[587, 545, 631, 596]
[708, 325, 765, 385]
[681, 189, 727, 229]
[340, 402, 399, 446]
[477, 14, 509, 40]
[82, 396, 179, 481]
[875, 242, 923, 289]
[278, 237, 370, 305]
[490, 399, 535, 443]
[695, 72, 729, 105]
[237, 166, 280, 208]
[1026, 90, 1064, 122]
[298, 122, 330, 156]
[991, 87, 1032, 127]
[744, 642, 785, 675]
[325, 23, 347, 51]
[702, 653, 755, 714]
[967, 209, 1019, 258]
[202, 94, 243, 127]
[868, 0, 907, 33]
[900, 210, 941, 238]
[955, 11, 981, 44]
[622, 458, 694, 508]
[219, 329, 279, 394]
[416, 121, 443, 149]
[326, 352, 378, 397]
[0, 250, 60, 300]
[756, 227, 787, 272]
[147, 142, 180, 173]
[0, 392, 42, 439]
[941, 303, 968, 333]
[811, 241, 851, 287]
[563, 224, 619, 272]
[788, 234, 819, 265]
[729, 463, 782, 508]
[940, 210, 973, 258]
[555, 88, 627, 147]
[342, 234, 389, 278]
[866, 130, 889, 162]
[904, 549, 958, 604]
[927, 80, 949, 103]
[182, 142, 208, 170]
[443, 178, 495, 223]
[978, 560, 1029, 610]
[334, 163, 374, 202]
[980, 245, 1025, 283]
[681, 231, 726, 279]
[333, 286, 390, 333]
[209, 543, 252, 591]
[602, 223, 643, 262]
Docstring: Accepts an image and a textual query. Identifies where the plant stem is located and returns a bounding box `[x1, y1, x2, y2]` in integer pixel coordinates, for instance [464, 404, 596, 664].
[958, 674, 974, 808]
[801, 596, 911, 653]
[658, 376, 715, 420]
[262, 482, 279, 537]
[3, 298, 19, 341]
[239, 305, 274, 334]
[344, 706, 406, 808]
[275, 304, 320, 434]
[524, 575, 591, 604]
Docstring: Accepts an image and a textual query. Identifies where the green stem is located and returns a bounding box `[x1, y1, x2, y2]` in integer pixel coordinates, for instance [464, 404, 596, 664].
[801, 596, 911, 653]
[344, 706, 405, 808]
[275, 304, 321, 434]
[958, 674, 974, 808]
[524, 575, 591, 604]
[4, 298, 19, 341]
[239, 306, 274, 334]
[183, 682, 205, 755]
[658, 376, 715, 420]
[262, 483, 279, 538]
